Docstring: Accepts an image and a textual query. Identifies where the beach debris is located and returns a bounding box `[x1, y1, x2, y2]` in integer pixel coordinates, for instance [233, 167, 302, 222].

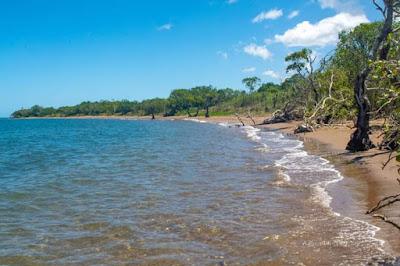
[367, 178, 400, 231]
[262, 101, 302, 125]
[294, 124, 314, 134]
[246, 111, 256, 126]
[234, 113, 246, 127]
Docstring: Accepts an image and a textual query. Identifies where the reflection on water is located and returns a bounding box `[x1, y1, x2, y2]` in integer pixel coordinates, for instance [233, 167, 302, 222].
[0, 119, 386, 265]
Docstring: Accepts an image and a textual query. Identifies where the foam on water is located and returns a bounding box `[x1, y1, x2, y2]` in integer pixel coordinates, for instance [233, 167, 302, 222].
[241, 125, 386, 255]
[242, 126, 262, 142]
[183, 118, 207, 123]
[174, 119, 387, 261]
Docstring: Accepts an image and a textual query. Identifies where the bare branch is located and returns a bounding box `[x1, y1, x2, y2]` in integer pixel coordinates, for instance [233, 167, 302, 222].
[373, 214, 400, 230]
[373, 0, 387, 18]
[246, 111, 256, 126]
[366, 193, 400, 214]
[234, 113, 245, 127]
[382, 150, 396, 169]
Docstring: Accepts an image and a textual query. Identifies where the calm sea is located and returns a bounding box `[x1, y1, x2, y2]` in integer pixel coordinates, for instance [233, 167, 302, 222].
[0, 118, 387, 265]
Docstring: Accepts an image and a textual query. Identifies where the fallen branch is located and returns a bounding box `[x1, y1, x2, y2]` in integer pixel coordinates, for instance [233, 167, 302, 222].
[246, 111, 256, 126]
[366, 193, 400, 214]
[382, 150, 396, 170]
[373, 214, 400, 230]
[235, 113, 245, 126]
[304, 73, 345, 127]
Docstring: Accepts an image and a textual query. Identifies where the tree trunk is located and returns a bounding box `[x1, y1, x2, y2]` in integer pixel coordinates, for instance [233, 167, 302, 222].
[346, 71, 375, 151]
[194, 107, 200, 117]
[205, 105, 210, 118]
[346, 0, 394, 151]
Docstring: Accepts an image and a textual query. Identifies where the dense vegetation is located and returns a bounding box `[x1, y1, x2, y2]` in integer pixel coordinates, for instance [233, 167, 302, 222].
[12, 1, 400, 155]
[12, 83, 285, 119]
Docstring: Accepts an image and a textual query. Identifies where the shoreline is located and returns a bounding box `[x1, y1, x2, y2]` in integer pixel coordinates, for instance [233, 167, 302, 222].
[9, 115, 400, 255]
[171, 115, 400, 255]
[260, 121, 400, 254]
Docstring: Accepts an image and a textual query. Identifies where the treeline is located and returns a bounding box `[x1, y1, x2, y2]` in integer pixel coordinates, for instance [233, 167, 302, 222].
[12, 83, 285, 119]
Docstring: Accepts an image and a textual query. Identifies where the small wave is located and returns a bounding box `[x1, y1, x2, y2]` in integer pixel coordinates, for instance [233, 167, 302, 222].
[242, 126, 262, 142]
[255, 143, 269, 153]
[243, 126, 386, 256]
[271, 169, 292, 187]
[218, 122, 230, 127]
[183, 118, 207, 123]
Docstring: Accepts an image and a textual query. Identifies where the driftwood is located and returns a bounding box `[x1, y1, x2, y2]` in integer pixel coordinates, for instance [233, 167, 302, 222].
[373, 214, 400, 230]
[235, 113, 245, 126]
[246, 111, 256, 126]
[294, 124, 314, 134]
[367, 178, 400, 231]
[366, 193, 400, 214]
[262, 102, 300, 124]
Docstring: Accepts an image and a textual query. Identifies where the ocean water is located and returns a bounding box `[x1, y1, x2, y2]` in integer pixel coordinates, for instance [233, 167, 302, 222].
[0, 118, 387, 265]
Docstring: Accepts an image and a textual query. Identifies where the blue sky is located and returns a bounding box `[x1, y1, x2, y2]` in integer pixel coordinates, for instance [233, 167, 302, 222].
[0, 0, 382, 116]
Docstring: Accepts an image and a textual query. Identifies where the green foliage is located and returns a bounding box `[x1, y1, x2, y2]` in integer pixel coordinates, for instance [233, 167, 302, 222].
[333, 22, 381, 82]
[285, 48, 313, 75]
[242, 77, 261, 92]
[12, 83, 287, 118]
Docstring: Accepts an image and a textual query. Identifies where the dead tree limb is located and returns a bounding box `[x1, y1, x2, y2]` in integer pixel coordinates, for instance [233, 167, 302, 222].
[373, 214, 400, 230]
[235, 113, 245, 126]
[382, 150, 396, 169]
[246, 111, 256, 126]
[366, 193, 400, 214]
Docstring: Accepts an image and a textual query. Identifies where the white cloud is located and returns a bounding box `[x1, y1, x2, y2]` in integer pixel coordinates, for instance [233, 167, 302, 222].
[157, 23, 173, 31]
[252, 9, 283, 23]
[263, 70, 280, 79]
[288, 10, 299, 19]
[275, 12, 369, 47]
[227, 0, 238, 4]
[264, 38, 273, 45]
[243, 43, 272, 60]
[217, 51, 228, 59]
[242, 67, 256, 73]
[319, 0, 339, 9]
[318, 0, 362, 13]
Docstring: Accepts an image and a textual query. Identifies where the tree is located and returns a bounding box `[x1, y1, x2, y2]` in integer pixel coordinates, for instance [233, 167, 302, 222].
[258, 82, 282, 109]
[285, 48, 320, 105]
[141, 98, 167, 119]
[168, 89, 195, 116]
[242, 77, 261, 92]
[347, 0, 396, 151]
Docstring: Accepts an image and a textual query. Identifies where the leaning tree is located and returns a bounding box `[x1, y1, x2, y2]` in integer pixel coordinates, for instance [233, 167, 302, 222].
[347, 0, 396, 151]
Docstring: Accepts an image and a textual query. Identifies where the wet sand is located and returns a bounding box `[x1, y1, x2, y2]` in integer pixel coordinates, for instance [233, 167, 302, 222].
[198, 115, 400, 256]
